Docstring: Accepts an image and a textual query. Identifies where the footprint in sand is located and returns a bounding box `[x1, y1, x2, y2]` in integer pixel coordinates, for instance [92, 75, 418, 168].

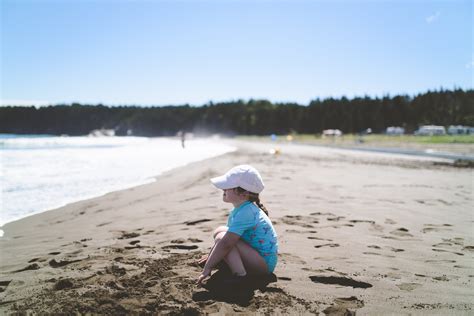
[279, 253, 307, 265]
[367, 245, 381, 249]
[362, 252, 395, 258]
[309, 276, 372, 289]
[0, 280, 12, 293]
[314, 256, 349, 262]
[431, 248, 464, 256]
[385, 218, 397, 225]
[432, 275, 450, 281]
[13, 263, 41, 273]
[286, 229, 307, 234]
[179, 196, 201, 202]
[453, 265, 471, 269]
[310, 211, 336, 216]
[422, 224, 453, 234]
[49, 258, 84, 268]
[327, 216, 345, 222]
[281, 215, 316, 228]
[441, 237, 464, 246]
[370, 223, 384, 232]
[387, 247, 404, 252]
[308, 236, 333, 241]
[425, 259, 456, 263]
[118, 232, 140, 239]
[54, 279, 74, 291]
[314, 243, 340, 248]
[323, 296, 364, 316]
[462, 246, 474, 252]
[161, 244, 199, 250]
[349, 219, 375, 224]
[390, 228, 413, 237]
[432, 242, 453, 248]
[396, 283, 421, 291]
[188, 238, 203, 243]
[97, 222, 112, 227]
[171, 238, 203, 244]
[185, 219, 212, 226]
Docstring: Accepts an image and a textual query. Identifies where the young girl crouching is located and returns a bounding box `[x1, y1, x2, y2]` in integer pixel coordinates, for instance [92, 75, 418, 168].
[197, 165, 278, 286]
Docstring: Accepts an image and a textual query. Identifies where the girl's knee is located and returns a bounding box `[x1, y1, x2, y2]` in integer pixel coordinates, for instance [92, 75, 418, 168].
[213, 226, 228, 239]
[214, 231, 227, 242]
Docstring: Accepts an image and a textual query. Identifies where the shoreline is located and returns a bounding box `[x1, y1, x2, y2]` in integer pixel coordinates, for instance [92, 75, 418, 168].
[1, 140, 472, 314]
[0, 136, 237, 232]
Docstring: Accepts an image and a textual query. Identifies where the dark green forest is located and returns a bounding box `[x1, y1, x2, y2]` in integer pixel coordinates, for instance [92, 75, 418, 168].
[1, 89, 473, 136]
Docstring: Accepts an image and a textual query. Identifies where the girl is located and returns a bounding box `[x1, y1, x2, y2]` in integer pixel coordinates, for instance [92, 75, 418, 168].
[197, 165, 278, 286]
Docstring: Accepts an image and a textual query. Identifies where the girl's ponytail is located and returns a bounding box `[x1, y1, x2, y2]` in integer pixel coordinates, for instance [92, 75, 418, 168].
[255, 197, 269, 217]
[235, 187, 270, 216]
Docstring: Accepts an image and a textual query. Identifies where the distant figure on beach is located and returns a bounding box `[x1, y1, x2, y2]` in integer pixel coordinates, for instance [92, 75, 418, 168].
[197, 165, 279, 286]
[178, 130, 186, 148]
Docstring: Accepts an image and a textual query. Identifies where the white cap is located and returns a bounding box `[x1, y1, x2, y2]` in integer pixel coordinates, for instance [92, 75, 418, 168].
[210, 165, 264, 194]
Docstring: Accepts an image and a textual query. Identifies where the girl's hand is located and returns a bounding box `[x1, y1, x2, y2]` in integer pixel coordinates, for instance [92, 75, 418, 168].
[197, 268, 211, 286]
[197, 254, 208, 267]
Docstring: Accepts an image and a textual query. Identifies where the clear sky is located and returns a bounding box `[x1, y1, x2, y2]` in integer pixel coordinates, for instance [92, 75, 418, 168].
[1, 0, 472, 106]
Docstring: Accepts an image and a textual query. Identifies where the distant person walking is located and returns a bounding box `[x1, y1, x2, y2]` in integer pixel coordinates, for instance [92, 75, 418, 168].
[197, 165, 278, 286]
[179, 131, 186, 148]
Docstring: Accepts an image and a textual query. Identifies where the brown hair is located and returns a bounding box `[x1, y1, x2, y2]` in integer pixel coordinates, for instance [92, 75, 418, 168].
[235, 187, 269, 216]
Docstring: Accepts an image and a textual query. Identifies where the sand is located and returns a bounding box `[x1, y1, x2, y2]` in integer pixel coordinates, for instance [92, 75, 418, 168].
[1, 140, 473, 315]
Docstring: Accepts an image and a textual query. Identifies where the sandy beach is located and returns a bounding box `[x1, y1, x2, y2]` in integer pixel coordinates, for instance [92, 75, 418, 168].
[1, 140, 473, 315]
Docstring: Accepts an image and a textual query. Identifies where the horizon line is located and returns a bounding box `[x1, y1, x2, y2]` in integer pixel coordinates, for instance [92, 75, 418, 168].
[1, 87, 472, 108]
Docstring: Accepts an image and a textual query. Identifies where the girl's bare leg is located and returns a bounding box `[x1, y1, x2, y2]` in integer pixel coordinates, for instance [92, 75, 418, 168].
[214, 232, 268, 276]
[198, 226, 229, 266]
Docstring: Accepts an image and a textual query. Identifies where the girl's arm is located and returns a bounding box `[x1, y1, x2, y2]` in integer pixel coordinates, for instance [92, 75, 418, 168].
[197, 232, 240, 284]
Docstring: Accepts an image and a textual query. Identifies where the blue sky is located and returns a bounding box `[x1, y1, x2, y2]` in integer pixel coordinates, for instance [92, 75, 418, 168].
[1, 0, 472, 106]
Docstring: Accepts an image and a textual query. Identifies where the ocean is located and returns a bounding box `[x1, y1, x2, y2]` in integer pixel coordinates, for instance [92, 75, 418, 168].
[0, 134, 235, 233]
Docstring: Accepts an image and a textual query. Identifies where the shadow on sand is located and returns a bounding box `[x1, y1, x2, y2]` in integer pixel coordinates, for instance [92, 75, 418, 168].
[192, 268, 278, 306]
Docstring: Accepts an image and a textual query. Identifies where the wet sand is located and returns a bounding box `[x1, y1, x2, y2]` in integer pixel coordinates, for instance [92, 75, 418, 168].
[0, 140, 473, 314]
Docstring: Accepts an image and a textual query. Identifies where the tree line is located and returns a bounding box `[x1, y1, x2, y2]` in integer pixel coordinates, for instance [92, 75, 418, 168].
[0, 89, 472, 136]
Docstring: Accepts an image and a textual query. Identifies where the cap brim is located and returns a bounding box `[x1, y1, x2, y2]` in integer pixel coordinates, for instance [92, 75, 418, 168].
[210, 175, 235, 190]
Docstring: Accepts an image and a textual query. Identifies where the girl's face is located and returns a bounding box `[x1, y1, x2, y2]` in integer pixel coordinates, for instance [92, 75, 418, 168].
[222, 188, 247, 206]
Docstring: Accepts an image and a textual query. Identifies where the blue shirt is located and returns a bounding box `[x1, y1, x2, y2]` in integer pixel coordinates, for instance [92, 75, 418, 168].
[227, 201, 278, 258]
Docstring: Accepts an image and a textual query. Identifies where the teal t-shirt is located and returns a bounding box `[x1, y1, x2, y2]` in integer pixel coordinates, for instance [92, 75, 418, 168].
[227, 201, 278, 258]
